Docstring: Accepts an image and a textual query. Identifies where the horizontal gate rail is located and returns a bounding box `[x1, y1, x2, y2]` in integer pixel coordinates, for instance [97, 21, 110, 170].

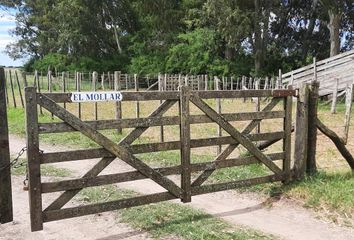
[38, 111, 285, 134]
[38, 89, 296, 103]
[40, 132, 285, 164]
[25, 85, 293, 231]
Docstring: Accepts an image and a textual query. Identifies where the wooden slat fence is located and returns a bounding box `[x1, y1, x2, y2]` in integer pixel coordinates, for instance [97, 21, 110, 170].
[282, 49, 354, 96]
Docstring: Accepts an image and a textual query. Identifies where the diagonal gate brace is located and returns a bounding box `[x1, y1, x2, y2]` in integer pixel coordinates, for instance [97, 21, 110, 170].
[190, 93, 282, 175]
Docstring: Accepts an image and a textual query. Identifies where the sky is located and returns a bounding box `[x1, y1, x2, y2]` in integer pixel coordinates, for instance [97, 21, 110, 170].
[0, 9, 24, 67]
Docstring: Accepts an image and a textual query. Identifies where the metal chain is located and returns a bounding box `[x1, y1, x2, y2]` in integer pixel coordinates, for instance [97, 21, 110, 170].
[0, 146, 44, 191]
[0, 147, 27, 173]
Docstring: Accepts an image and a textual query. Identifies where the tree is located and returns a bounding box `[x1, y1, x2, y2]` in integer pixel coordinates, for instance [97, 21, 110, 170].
[320, 0, 354, 56]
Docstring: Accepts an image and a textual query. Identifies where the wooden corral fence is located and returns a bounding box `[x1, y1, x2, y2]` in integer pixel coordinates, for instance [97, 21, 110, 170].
[282, 49, 354, 96]
[25, 86, 295, 231]
[0, 68, 13, 224]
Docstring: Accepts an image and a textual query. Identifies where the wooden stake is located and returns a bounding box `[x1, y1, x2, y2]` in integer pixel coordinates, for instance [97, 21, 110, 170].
[331, 78, 339, 114]
[135, 74, 140, 118]
[9, 71, 16, 108]
[180, 86, 191, 203]
[114, 71, 122, 134]
[15, 71, 24, 108]
[215, 77, 222, 154]
[35, 71, 43, 115]
[343, 82, 354, 144]
[0, 67, 13, 224]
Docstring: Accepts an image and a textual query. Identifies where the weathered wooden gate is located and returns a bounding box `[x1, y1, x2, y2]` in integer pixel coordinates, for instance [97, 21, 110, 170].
[25, 86, 295, 231]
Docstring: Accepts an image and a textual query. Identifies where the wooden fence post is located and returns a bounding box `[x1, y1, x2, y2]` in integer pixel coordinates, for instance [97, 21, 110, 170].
[134, 74, 140, 118]
[62, 72, 66, 110]
[93, 72, 98, 120]
[215, 77, 222, 154]
[293, 83, 310, 179]
[331, 78, 339, 114]
[35, 71, 43, 115]
[25, 87, 43, 231]
[114, 71, 122, 134]
[180, 86, 191, 203]
[15, 71, 24, 108]
[0, 67, 13, 224]
[9, 71, 16, 108]
[343, 82, 354, 144]
[307, 81, 319, 174]
[158, 74, 165, 142]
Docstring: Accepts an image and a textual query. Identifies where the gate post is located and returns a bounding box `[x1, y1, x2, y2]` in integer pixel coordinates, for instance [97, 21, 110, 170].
[180, 86, 191, 203]
[25, 87, 43, 231]
[293, 83, 309, 180]
[307, 81, 319, 174]
[0, 67, 13, 224]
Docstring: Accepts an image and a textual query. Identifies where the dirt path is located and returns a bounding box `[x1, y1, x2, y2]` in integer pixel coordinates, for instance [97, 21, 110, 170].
[5, 135, 354, 240]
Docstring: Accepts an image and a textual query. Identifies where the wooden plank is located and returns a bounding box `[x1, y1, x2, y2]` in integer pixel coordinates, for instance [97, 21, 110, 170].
[41, 132, 285, 164]
[25, 87, 43, 231]
[134, 74, 140, 118]
[93, 72, 98, 120]
[114, 71, 122, 134]
[190, 94, 282, 174]
[191, 98, 281, 186]
[294, 83, 309, 180]
[43, 192, 176, 222]
[15, 71, 24, 108]
[191, 174, 284, 196]
[38, 111, 285, 134]
[45, 100, 177, 211]
[8, 71, 16, 108]
[39, 90, 296, 103]
[0, 67, 13, 224]
[343, 82, 354, 144]
[215, 77, 222, 154]
[158, 74, 165, 142]
[307, 81, 319, 174]
[331, 78, 339, 114]
[283, 94, 292, 181]
[180, 86, 191, 202]
[76, 72, 81, 119]
[41, 152, 284, 193]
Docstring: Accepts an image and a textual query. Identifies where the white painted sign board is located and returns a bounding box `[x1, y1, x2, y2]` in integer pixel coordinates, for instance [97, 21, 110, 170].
[71, 92, 123, 102]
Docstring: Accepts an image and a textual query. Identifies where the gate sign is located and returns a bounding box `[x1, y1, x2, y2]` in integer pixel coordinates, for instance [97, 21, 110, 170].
[71, 91, 123, 102]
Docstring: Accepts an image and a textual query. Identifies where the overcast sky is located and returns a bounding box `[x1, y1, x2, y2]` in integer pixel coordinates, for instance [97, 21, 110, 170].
[0, 9, 24, 67]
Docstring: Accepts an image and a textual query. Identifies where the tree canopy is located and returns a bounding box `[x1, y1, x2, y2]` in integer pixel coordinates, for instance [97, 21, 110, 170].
[1, 0, 354, 75]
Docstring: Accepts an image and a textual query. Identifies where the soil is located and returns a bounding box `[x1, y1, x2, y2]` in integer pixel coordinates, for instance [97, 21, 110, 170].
[1, 134, 353, 240]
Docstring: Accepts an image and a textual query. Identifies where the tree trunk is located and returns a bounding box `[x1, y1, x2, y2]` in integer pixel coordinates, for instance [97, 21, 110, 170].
[328, 9, 341, 57]
[224, 46, 234, 60]
[254, 0, 263, 76]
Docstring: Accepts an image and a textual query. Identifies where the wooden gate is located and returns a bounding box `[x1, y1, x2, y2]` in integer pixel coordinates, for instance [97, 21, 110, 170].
[25, 86, 295, 231]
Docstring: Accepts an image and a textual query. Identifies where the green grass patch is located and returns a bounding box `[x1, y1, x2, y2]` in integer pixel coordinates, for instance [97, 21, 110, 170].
[79, 185, 276, 240]
[281, 171, 354, 215]
[11, 158, 72, 177]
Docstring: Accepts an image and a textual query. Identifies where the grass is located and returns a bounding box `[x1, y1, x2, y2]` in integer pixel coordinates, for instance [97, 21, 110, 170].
[11, 158, 72, 177]
[79, 185, 276, 240]
[282, 171, 354, 215]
